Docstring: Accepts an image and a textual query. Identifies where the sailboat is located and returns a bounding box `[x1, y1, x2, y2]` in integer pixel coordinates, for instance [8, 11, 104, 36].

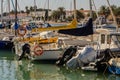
[0, 0, 15, 51]
[13, 0, 78, 61]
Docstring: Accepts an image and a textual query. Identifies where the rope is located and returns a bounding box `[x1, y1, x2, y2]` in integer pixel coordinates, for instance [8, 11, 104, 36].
[11, 0, 15, 10]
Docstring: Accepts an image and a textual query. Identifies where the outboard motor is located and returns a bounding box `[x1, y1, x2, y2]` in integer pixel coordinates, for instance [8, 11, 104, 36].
[18, 43, 31, 60]
[56, 46, 77, 66]
[96, 49, 114, 71]
[66, 46, 97, 69]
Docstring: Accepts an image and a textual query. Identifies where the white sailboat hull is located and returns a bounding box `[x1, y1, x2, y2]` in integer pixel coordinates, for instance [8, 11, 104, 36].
[14, 42, 64, 61]
[31, 49, 63, 60]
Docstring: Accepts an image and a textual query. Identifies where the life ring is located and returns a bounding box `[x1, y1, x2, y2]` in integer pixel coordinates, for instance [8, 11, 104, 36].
[34, 45, 43, 56]
[17, 25, 27, 36]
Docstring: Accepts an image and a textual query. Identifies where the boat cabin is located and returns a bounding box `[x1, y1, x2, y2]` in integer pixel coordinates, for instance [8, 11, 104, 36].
[95, 29, 120, 51]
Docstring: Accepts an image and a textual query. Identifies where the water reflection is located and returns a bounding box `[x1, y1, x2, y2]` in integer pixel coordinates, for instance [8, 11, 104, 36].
[0, 59, 16, 80]
[107, 75, 120, 80]
[0, 54, 120, 80]
[14, 60, 120, 80]
[15, 60, 65, 80]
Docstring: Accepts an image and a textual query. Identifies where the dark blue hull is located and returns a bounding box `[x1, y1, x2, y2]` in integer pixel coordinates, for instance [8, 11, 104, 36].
[108, 66, 120, 74]
[0, 41, 14, 51]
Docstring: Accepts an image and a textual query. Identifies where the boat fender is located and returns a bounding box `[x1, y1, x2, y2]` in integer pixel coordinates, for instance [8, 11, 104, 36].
[17, 25, 27, 36]
[34, 45, 43, 56]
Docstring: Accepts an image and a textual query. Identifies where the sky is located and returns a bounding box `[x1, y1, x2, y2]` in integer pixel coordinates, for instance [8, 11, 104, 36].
[0, 0, 120, 13]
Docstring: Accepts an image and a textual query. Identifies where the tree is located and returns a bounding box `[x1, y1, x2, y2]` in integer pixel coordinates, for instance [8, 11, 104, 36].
[98, 5, 110, 19]
[58, 7, 66, 21]
[10, 10, 14, 14]
[80, 8, 84, 10]
[76, 10, 85, 21]
[30, 6, 34, 12]
[25, 6, 30, 16]
[99, 5, 107, 15]
[115, 7, 120, 16]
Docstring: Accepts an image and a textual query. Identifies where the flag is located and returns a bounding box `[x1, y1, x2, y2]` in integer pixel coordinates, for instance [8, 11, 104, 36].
[14, 22, 19, 30]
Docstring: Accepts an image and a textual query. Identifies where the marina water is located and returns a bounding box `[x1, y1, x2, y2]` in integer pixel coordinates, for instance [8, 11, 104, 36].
[0, 50, 120, 80]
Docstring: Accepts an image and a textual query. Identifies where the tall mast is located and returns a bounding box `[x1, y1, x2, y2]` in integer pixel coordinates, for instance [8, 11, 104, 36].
[106, 0, 118, 32]
[92, 0, 99, 18]
[89, 0, 93, 18]
[15, 0, 17, 23]
[8, 0, 11, 19]
[48, 0, 49, 21]
[34, 0, 36, 20]
[1, 0, 3, 23]
[15, 0, 17, 36]
[73, 0, 76, 19]
[89, 0, 93, 42]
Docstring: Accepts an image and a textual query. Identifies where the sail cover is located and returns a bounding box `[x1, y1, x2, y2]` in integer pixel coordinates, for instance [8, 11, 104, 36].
[58, 18, 93, 36]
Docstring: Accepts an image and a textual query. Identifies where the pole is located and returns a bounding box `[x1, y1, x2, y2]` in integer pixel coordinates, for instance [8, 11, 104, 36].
[89, 0, 93, 42]
[1, 0, 3, 23]
[92, 0, 99, 18]
[48, 0, 49, 21]
[34, 0, 36, 20]
[15, 0, 17, 36]
[89, 0, 93, 18]
[73, 0, 76, 19]
[8, 0, 10, 19]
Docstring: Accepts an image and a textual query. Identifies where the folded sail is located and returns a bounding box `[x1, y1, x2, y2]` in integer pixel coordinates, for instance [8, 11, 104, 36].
[31, 19, 77, 32]
[58, 18, 93, 36]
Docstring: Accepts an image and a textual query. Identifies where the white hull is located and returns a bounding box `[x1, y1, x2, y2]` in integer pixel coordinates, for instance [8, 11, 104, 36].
[31, 49, 63, 60]
[14, 42, 64, 61]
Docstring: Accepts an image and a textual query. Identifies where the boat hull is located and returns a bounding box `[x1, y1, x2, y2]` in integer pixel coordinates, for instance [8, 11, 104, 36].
[14, 43, 64, 61]
[0, 41, 14, 51]
[31, 49, 63, 61]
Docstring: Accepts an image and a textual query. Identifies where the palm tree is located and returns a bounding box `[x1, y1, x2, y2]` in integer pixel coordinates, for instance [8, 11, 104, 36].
[76, 10, 84, 21]
[99, 5, 107, 15]
[115, 7, 120, 16]
[51, 10, 60, 22]
[30, 6, 34, 12]
[58, 7, 66, 21]
[25, 6, 30, 16]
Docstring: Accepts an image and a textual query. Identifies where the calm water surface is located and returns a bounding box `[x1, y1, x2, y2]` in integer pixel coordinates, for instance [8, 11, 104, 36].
[0, 50, 120, 80]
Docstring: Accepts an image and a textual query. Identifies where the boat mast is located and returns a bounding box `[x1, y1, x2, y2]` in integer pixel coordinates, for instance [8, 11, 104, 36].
[106, 0, 118, 32]
[15, 0, 17, 36]
[92, 0, 99, 18]
[89, 0, 93, 18]
[1, 0, 3, 23]
[73, 0, 76, 19]
[47, 0, 49, 21]
[34, 0, 36, 21]
[89, 0, 93, 42]
[8, 0, 10, 19]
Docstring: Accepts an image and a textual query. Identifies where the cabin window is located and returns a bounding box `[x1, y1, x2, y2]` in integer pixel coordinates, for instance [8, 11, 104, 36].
[107, 35, 111, 44]
[116, 35, 120, 43]
[101, 34, 105, 44]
